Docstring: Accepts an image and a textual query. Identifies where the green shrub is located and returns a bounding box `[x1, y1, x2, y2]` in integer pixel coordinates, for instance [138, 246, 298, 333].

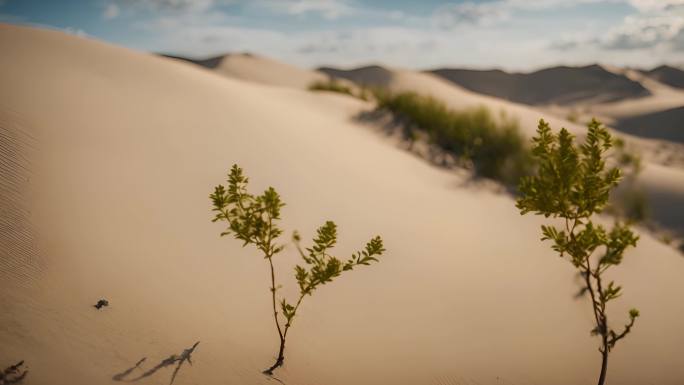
[373, 90, 532, 185]
[309, 78, 355, 97]
[613, 137, 642, 174]
[609, 136, 648, 223]
[516, 119, 640, 385]
[210, 165, 385, 375]
[613, 187, 649, 223]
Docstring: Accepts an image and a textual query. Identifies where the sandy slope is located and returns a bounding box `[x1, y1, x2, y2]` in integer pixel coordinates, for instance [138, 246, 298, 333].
[643, 65, 684, 89]
[591, 68, 684, 121]
[2, 24, 684, 385]
[211, 53, 328, 89]
[166, 53, 366, 93]
[163, 53, 328, 89]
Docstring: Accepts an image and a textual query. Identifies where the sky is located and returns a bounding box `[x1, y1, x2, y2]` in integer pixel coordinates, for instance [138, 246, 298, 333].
[1, 0, 684, 71]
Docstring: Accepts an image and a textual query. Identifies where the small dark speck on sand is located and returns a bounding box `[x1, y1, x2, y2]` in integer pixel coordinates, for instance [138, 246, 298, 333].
[94, 299, 109, 310]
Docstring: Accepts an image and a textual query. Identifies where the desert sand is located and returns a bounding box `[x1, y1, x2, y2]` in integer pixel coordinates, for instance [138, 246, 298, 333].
[2, 24, 684, 385]
[211, 53, 328, 89]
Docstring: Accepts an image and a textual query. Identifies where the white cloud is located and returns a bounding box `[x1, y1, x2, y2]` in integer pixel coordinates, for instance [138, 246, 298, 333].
[432, 0, 620, 29]
[103, 3, 120, 19]
[115, 0, 217, 13]
[141, 0, 215, 11]
[601, 15, 684, 49]
[628, 0, 684, 12]
[549, 0, 684, 51]
[114, 0, 354, 19]
[434, 2, 509, 28]
[63, 27, 89, 37]
[256, 0, 354, 19]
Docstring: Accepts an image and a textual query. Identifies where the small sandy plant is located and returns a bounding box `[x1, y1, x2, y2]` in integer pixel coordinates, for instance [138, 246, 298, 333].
[210, 164, 385, 375]
[516, 119, 640, 385]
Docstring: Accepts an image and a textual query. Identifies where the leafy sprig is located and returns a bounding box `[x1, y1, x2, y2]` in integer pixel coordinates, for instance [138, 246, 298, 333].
[211, 164, 385, 375]
[516, 119, 640, 385]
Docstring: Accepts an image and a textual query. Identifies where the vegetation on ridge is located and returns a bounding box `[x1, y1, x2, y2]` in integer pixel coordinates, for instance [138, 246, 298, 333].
[309, 78, 369, 100]
[373, 90, 533, 185]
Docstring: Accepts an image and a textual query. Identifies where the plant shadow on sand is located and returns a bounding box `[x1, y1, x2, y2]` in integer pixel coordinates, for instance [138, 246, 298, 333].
[112, 341, 199, 385]
[1, 361, 28, 384]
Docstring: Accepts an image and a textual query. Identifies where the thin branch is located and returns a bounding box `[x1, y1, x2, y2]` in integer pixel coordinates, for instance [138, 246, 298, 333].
[609, 317, 637, 347]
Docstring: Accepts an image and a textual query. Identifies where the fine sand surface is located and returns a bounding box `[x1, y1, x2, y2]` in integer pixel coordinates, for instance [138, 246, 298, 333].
[2, 24, 684, 385]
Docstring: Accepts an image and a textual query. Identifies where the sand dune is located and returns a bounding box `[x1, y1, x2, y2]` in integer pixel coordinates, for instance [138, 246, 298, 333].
[166, 53, 328, 89]
[318, 65, 395, 88]
[425, 65, 650, 105]
[161, 54, 224, 69]
[566, 67, 684, 144]
[643, 65, 684, 89]
[614, 106, 684, 143]
[637, 163, 684, 235]
[2, 24, 684, 385]
[591, 67, 684, 119]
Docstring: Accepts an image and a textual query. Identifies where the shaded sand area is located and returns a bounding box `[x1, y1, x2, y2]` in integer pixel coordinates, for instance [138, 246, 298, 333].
[2, 24, 684, 385]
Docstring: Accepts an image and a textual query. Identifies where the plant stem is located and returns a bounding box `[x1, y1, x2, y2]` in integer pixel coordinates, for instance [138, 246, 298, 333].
[569, 217, 610, 385]
[264, 290, 308, 375]
[598, 335, 608, 385]
[263, 254, 286, 375]
[595, 269, 609, 385]
[263, 338, 286, 375]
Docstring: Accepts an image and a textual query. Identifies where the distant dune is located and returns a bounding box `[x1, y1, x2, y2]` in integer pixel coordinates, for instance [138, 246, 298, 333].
[161, 53, 224, 69]
[591, 67, 684, 120]
[643, 65, 684, 89]
[616, 106, 684, 143]
[165, 52, 327, 89]
[318, 65, 395, 87]
[2, 24, 684, 385]
[559, 66, 684, 145]
[427, 64, 650, 105]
